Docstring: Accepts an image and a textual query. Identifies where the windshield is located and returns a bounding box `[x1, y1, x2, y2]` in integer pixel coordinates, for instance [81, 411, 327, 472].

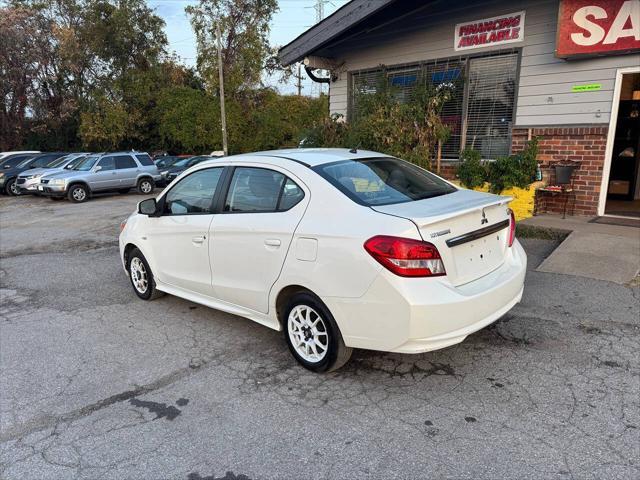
[2, 155, 34, 168]
[313, 157, 457, 206]
[73, 155, 99, 171]
[172, 157, 192, 168]
[65, 155, 87, 169]
[17, 157, 36, 168]
[48, 155, 72, 168]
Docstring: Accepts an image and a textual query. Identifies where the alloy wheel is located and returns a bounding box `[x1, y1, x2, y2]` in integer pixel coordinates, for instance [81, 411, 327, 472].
[72, 187, 86, 202]
[9, 181, 21, 196]
[130, 257, 148, 294]
[287, 305, 329, 363]
[140, 181, 152, 194]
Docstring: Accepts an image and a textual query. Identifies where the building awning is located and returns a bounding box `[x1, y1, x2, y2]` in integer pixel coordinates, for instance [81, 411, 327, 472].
[278, 0, 396, 66]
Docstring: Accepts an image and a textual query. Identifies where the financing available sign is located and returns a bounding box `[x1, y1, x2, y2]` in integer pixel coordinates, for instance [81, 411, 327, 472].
[454, 11, 525, 51]
[555, 0, 640, 58]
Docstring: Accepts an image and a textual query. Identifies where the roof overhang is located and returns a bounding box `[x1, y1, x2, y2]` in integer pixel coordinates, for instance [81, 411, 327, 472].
[278, 0, 396, 66]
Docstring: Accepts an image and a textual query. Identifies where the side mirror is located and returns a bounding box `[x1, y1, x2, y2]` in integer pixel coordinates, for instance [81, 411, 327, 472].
[3, 164, 11, 169]
[138, 198, 158, 216]
[93, 165, 102, 172]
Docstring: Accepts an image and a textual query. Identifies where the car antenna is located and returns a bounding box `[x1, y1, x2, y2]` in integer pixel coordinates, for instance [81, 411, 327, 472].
[349, 143, 361, 154]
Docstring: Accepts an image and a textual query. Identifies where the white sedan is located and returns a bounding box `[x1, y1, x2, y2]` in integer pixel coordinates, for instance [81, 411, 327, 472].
[119, 149, 526, 372]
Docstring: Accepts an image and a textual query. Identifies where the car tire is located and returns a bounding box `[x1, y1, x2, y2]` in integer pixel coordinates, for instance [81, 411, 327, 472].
[137, 178, 154, 195]
[6, 179, 20, 196]
[283, 292, 352, 372]
[118, 188, 130, 194]
[127, 248, 164, 301]
[67, 184, 89, 203]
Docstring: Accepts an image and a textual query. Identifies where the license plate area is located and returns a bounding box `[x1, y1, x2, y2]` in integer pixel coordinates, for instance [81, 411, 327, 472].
[451, 233, 505, 285]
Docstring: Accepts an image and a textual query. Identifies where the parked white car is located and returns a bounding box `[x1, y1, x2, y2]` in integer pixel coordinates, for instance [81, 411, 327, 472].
[119, 149, 527, 372]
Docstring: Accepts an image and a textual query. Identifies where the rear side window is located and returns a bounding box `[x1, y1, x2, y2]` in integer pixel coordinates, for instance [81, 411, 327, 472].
[115, 156, 137, 169]
[313, 157, 456, 206]
[224, 167, 304, 213]
[279, 178, 305, 210]
[136, 154, 154, 166]
[164, 167, 223, 215]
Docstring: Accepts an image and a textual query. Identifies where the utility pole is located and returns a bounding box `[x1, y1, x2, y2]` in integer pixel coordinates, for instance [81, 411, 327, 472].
[295, 64, 303, 96]
[216, 22, 228, 156]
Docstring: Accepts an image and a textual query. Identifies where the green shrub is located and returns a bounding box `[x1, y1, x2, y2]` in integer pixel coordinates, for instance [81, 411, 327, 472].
[456, 148, 486, 189]
[486, 138, 539, 193]
[301, 70, 455, 169]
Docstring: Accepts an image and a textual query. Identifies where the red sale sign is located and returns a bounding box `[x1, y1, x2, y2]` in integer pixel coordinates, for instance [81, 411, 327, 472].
[556, 0, 640, 58]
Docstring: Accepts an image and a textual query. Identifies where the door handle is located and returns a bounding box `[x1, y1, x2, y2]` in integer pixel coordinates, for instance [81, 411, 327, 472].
[264, 239, 281, 247]
[192, 236, 206, 245]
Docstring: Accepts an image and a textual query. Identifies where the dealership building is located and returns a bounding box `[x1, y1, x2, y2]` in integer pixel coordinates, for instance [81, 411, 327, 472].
[280, 0, 640, 218]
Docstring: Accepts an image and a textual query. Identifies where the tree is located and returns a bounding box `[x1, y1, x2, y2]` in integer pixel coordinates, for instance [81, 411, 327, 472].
[186, 0, 278, 96]
[2, 0, 169, 149]
[0, 7, 54, 150]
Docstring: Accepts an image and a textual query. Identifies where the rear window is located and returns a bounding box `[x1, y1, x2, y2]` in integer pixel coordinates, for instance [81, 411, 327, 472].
[136, 154, 154, 166]
[313, 157, 456, 206]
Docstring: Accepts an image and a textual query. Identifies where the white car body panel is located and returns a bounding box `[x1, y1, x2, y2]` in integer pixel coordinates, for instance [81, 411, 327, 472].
[119, 149, 527, 355]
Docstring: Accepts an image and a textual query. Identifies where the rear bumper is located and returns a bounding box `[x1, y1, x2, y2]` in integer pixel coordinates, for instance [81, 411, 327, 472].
[324, 240, 527, 354]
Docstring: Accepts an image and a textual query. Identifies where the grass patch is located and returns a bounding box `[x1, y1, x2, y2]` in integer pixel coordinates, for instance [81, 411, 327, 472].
[516, 223, 571, 241]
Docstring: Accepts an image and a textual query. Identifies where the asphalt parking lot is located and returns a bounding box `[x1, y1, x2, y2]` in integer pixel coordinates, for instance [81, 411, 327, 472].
[1, 193, 638, 480]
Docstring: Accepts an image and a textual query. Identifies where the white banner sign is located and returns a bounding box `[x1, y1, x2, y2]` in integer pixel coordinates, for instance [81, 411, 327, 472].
[454, 11, 526, 51]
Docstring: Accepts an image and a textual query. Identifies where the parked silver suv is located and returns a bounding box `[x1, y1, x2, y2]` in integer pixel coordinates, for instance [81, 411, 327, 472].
[39, 152, 161, 203]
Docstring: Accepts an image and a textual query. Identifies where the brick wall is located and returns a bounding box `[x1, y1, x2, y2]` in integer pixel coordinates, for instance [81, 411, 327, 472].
[512, 126, 607, 216]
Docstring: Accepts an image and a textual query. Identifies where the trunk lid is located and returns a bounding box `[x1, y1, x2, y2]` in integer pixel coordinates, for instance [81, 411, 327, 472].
[372, 189, 512, 286]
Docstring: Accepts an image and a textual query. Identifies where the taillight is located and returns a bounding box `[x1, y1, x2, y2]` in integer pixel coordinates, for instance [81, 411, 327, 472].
[120, 219, 127, 233]
[364, 235, 446, 277]
[507, 208, 516, 247]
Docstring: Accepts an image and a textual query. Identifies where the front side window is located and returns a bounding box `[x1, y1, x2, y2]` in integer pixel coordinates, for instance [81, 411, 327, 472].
[314, 157, 456, 206]
[224, 167, 290, 213]
[115, 156, 137, 169]
[97, 157, 116, 171]
[163, 167, 223, 215]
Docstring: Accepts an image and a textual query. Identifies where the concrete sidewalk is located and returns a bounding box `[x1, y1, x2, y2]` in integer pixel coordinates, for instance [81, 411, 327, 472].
[521, 215, 640, 284]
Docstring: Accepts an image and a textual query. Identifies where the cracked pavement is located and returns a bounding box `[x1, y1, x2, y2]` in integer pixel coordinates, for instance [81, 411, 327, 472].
[1, 194, 638, 480]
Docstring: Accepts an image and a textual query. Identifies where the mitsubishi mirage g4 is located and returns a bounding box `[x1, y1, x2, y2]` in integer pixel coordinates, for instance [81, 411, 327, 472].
[119, 149, 527, 372]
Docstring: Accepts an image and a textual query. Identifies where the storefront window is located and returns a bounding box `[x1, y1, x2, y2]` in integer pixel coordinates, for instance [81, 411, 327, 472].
[350, 52, 518, 160]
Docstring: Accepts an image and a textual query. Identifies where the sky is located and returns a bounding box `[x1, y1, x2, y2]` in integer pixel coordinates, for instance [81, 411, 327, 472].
[147, 0, 351, 95]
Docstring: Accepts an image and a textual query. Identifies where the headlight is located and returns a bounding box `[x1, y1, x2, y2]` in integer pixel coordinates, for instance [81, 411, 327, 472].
[27, 173, 43, 180]
[50, 179, 65, 185]
[0, 172, 4, 179]
[161, 170, 168, 177]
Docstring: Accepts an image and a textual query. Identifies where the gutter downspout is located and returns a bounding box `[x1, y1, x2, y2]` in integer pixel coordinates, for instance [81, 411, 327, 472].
[304, 66, 330, 84]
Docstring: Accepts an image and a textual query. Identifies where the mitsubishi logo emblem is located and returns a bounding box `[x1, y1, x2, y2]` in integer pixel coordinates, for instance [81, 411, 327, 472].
[481, 209, 488, 225]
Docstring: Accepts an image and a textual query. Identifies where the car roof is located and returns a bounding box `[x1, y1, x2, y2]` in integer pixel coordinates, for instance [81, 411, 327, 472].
[232, 148, 391, 167]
